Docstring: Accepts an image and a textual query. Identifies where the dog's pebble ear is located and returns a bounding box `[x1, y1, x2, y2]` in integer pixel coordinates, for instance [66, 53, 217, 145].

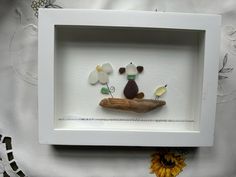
[137, 66, 144, 73]
[119, 67, 126, 74]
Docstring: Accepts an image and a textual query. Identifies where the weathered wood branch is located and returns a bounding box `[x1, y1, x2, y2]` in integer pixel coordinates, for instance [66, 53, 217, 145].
[99, 98, 166, 113]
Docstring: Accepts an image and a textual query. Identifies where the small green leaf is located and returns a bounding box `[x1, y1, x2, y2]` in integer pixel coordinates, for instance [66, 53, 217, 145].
[101, 87, 109, 94]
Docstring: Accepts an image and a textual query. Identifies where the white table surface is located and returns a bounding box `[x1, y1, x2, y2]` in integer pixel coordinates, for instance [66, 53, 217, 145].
[0, 0, 236, 177]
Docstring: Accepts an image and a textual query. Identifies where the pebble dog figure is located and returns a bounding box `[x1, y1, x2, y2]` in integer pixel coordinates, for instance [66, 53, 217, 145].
[119, 62, 144, 99]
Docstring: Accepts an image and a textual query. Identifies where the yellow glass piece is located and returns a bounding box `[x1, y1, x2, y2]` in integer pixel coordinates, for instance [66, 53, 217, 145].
[155, 85, 167, 97]
[96, 65, 103, 72]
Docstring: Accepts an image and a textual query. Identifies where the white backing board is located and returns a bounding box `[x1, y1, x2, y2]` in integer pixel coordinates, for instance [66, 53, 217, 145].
[54, 26, 203, 132]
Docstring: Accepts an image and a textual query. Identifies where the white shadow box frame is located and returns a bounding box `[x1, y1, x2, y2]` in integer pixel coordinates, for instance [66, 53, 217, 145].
[38, 9, 221, 146]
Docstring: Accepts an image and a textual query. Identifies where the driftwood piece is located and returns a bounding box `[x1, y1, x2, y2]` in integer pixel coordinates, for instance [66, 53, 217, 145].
[99, 98, 166, 113]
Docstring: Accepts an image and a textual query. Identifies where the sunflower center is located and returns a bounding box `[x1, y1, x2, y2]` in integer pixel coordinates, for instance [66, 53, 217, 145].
[160, 155, 176, 168]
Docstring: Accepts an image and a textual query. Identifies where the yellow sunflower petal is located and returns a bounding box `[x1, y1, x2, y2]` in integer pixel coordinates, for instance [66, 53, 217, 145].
[150, 162, 162, 172]
[171, 167, 180, 177]
[157, 167, 164, 176]
[176, 163, 185, 169]
[165, 168, 171, 177]
[150, 163, 162, 172]
[160, 168, 166, 177]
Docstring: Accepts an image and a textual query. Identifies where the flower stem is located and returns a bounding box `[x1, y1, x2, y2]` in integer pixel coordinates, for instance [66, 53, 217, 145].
[106, 83, 113, 98]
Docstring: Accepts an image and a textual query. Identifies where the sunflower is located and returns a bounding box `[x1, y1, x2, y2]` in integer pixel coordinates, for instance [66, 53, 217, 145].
[150, 151, 186, 177]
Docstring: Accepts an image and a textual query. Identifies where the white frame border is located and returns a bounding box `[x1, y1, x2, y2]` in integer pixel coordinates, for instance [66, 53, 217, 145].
[38, 9, 221, 146]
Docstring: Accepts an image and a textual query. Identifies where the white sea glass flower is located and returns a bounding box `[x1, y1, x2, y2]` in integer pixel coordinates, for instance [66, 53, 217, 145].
[88, 63, 113, 85]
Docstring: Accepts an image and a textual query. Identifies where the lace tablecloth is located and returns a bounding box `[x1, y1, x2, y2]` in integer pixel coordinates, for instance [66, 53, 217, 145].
[0, 0, 236, 177]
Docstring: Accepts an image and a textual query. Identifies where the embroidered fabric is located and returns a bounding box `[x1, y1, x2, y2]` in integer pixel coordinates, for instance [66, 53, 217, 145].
[0, 1, 236, 177]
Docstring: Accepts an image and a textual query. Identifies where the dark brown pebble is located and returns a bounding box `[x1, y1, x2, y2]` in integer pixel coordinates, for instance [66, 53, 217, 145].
[124, 80, 139, 99]
[135, 92, 144, 99]
[137, 66, 144, 73]
[119, 67, 126, 74]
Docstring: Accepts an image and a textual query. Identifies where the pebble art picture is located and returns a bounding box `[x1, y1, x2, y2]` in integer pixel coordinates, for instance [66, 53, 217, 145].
[88, 62, 167, 113]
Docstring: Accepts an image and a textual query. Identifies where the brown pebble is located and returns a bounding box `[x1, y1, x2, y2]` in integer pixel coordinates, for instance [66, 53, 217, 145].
[137, 66, 144, 73]
[119, 67, 126, 74]
[124, 80, 138, 99]
[135, 92, 144, 99]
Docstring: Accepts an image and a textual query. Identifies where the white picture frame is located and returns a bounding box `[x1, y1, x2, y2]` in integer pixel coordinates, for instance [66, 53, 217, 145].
[38, 9, 221, 146]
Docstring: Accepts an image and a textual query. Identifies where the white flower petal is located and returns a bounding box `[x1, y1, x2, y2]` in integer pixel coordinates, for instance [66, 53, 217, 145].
[88, 70, 98, 84]
[98, 71, 109, 84]
[102, 63, 113, 74]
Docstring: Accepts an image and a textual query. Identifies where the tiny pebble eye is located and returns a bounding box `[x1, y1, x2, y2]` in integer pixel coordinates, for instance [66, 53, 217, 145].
[137, 66, 144, 73]
[119, 67, 126, 74]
